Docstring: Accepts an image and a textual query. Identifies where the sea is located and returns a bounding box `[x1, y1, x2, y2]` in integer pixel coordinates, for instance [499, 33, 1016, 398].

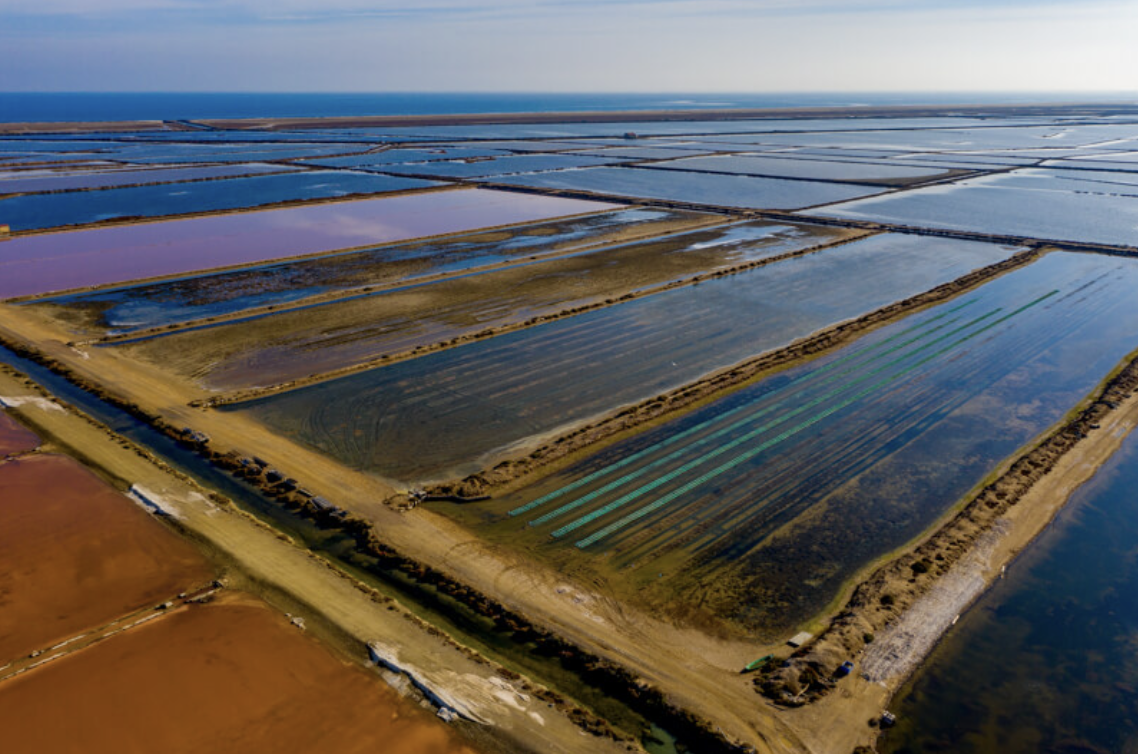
[1, 91, 1133, 124]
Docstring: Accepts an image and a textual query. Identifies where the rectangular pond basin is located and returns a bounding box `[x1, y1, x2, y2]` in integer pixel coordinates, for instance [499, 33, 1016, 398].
[807, 167, 1138, 247]
[224, 233, 1019, 482]
[0, 188, 618, 299]
[35, 208, 710, 334]
[299, 146, 514, 169]
[649, 154, 957, 184]
[489, 166, 884, 209]
[0, 163, 296, 195]
[113, 221, 852, 389]
[0, 169, 440, 231]
[380, 153, 624, 179]
[494, 251, 1138, 636]
[32, 207, 710, 335]
[737, 124, 1138, 152]
[0, 453, 214, 659]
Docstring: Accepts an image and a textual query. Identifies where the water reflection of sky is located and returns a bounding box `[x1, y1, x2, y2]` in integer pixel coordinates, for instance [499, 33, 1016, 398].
[0, 189, 616, 298]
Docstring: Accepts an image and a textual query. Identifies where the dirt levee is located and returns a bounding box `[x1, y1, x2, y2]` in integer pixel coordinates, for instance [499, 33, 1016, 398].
[0, 454, 213, 660]
[0, 595, 476, 754]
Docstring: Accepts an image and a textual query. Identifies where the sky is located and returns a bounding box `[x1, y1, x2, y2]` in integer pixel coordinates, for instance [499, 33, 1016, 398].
[2, 0, 1135, 93]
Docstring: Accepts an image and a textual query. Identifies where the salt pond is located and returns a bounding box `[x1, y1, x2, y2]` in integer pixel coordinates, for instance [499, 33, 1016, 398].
[0, 189, 616, 298]
[228, 234, 1017, 481]
[0, 169, 439, 231]
[809, 168, 1138, 246]
[491, 166, 882, 209]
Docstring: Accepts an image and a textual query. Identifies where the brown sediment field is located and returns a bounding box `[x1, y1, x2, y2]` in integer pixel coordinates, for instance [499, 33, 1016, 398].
[0, 368, 642, 754]
[0, 410, 39, 454]
[0, 593, 477, 754]
[758, 346, 1138, 753]
[0, 453, 214, 661]
[425, 246, 1042, 500]
[0, 188, 618, 299]
[118, 223, 861, 392]
[0, 339, 803, 753]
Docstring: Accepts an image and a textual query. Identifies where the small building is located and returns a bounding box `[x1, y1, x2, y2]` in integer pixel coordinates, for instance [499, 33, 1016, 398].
[311, 496, 335, 512]
[787, 631, 814, 648]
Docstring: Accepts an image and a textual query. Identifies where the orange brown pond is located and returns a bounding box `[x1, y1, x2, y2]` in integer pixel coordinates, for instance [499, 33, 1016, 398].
[0, 594, 478, 754]
[0, 410, 39, 455]
[0, 454, 214, 660]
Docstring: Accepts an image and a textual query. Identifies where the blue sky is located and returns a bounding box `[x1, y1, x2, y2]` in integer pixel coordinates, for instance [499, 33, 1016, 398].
[2, 0, 1134, 92]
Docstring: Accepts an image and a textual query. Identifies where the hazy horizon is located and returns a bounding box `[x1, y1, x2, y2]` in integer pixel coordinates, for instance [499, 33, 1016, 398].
[2, 1, 1134, 94]
[5, 90, 1135, 125]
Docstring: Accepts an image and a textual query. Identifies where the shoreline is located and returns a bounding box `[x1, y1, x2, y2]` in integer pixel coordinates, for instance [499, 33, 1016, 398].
[2, 102, 1137, 134]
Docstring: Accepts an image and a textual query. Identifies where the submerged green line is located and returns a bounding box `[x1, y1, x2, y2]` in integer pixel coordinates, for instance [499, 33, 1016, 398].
[531, 310, 969, 528]
[572, 289, 1058, 548]
[553, 305, 1006, 538]
[510, 298, 978, 519]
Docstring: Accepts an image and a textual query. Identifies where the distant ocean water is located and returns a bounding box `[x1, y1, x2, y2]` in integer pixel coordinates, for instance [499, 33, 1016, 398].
[1, 91, 1131, 124]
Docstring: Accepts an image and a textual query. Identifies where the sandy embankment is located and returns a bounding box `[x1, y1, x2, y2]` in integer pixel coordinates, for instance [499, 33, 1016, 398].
[859, 522, 1008, 685]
